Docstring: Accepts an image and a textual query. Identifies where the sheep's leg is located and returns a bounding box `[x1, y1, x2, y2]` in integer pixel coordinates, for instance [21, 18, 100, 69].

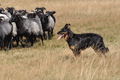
[40, 35, 44, 46]
[0, 41, 2, 50]
[15, 36, 20, 46]
[1, 37, 5, 50]
[43, 31, 46, 40]
[51, 29, 54, 36]
[6, 37, 13, 50]
[48, 31, 52, 40]
[46, 31, 49, 40]
[29, 35, 34, 46]
[19, 36, 25, 47]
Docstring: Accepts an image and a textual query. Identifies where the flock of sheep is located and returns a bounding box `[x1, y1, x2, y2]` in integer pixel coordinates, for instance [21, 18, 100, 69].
[0, 7, 56, 50]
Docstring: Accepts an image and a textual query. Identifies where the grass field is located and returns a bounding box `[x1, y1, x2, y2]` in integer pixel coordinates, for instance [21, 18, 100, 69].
[0, 0, 120, 80]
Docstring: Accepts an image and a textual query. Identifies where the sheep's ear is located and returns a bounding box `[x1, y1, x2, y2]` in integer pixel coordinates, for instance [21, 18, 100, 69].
[41, 7, 46, 10]
[46, 13, 49, 17]
[5, 7, 8, 10]
[11, 7, 15, 10]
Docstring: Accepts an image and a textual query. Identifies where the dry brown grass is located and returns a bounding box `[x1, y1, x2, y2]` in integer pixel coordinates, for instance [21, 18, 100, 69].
[0, 0, 120, 80]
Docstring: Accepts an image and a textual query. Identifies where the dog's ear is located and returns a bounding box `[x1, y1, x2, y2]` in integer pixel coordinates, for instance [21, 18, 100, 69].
[65, 23, 71, 29]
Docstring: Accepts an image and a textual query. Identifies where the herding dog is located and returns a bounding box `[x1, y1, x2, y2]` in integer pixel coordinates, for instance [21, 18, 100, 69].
[57, 24, 109, 58]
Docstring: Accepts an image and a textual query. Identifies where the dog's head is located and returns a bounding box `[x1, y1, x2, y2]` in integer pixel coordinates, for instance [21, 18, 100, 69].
[57, 23, 73, 40]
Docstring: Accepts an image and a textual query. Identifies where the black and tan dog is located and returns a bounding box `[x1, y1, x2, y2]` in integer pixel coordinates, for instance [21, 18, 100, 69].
[57, 24, 109, 58]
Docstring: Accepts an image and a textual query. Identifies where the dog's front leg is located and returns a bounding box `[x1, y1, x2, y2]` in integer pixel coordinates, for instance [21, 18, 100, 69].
[73, 50, 81, 58]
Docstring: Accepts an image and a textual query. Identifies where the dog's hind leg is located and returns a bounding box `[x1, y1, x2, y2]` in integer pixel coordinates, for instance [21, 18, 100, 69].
[91, 38, 109, 57]
[93, 48, 106, 57]
[92, 45, 108, 58]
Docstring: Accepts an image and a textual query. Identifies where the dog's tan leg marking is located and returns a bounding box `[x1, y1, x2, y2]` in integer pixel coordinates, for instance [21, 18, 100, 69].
[70, 46, 75, 50]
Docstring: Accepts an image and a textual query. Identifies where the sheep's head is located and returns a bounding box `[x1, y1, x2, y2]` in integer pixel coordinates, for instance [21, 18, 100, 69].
[35, 7, 46, 14]
[6, 7, 15, 15]
[0, 7, 4, 13]
[10, 12, 22, 22]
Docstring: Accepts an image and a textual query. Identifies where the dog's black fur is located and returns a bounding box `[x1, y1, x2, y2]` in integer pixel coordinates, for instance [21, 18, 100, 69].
[57, 24, 109, 57]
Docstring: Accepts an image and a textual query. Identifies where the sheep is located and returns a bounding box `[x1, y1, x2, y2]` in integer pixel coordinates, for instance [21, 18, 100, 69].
[0, 7, 56, 49]
[10, 13, 44, 47]
[0, 17, 13, 50]
[40, 11, 56, 40]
